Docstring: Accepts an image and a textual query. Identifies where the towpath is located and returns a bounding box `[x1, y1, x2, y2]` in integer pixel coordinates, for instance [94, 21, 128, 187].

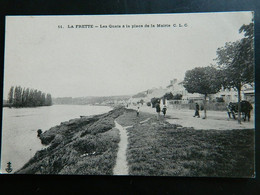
[113, 121, 130, 175]
[113, 117, 151, 175]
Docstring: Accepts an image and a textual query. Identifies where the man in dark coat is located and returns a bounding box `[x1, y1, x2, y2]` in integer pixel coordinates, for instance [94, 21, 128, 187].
[193, 103, 200, 118]
[155, 101, 161, 120]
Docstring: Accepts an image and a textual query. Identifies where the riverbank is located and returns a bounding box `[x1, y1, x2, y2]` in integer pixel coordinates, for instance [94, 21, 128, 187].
[15, 107, 124, 174]
[15, 107, 255, 177]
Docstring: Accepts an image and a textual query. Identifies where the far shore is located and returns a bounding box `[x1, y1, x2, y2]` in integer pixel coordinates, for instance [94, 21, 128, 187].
[2, 103, 114, 109]
[2, 104, 53, 108]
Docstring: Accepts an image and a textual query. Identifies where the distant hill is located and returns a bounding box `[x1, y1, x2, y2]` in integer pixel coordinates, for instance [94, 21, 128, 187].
[53, 95, 131, 105]
[132, 91, 147, 98]
[130, 88, 169, 103]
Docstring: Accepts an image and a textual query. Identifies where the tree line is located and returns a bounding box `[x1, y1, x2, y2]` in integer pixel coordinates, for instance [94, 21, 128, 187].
[8, 86, 52, 107]
[183, 22, 254, 123]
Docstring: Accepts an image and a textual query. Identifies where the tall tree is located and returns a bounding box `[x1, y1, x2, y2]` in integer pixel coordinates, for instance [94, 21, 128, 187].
[31, 89, 40, 106]
[215, 23, 254, 123]
[23, 88, 30, 106]
[8, 86, 14, 104]
[36, 91, 42, 106]
[28, 89, 35, 107]
[183, 66, 222, 119]
[13, 86, 23, 107]
[46, 94, 52, 106]
[7, 86, 52, 108]
[21, 87, 27, 106]
[41, 93, 46, 106]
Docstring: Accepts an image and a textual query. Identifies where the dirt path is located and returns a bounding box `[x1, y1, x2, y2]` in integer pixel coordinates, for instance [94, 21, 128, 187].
[113, 117, 151, 175]
[113, 121, 129, 175]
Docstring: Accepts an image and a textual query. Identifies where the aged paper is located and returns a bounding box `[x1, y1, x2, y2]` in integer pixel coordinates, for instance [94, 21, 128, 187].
[1, 12, 255, 177]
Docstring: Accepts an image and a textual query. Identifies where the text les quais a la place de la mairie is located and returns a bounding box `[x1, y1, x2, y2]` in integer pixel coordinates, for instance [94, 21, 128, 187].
[64, 23, 188, 29]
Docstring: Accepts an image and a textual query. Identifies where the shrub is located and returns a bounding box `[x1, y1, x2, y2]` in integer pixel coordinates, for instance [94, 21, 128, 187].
[151, 98, 160, 108]
[173, 94, 183, 100]
[216, 97, 225, 102]
[163, 92, 174, 100]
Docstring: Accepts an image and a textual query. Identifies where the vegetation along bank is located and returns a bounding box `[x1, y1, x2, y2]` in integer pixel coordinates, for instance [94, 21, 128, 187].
[16, 107, 254, 177]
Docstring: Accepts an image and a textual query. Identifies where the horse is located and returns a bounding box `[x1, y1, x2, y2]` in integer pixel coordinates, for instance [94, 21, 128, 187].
[227, 100, 253, 121]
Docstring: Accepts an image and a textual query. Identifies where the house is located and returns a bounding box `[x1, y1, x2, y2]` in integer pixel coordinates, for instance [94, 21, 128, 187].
[166, 78, 255, 103]
[130, 87, 168, 105]
[167, 79, 204, 102]
[213, 87, 238, 102]
[213, 83, 254, 103]
[242, 84, 255, 103]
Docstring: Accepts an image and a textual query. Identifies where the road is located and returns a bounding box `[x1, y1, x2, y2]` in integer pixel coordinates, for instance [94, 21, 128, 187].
[130, 105, 255, 130]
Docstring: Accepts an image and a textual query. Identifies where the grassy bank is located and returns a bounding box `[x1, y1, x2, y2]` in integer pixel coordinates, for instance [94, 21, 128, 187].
[118, 110, 255, 177]
[16, 107, 255, 177]
[16, 107, 125, 175]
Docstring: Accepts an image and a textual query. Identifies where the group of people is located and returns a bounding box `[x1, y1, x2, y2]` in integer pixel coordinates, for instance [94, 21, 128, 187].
[155, 100, 167, 120]
[135, 99, 167, 120]
[135, 100, 201, 120]
[155, 101, 201, 119]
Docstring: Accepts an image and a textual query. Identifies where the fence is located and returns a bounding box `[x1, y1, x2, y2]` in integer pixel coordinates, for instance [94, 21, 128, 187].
[168, 100, 228, 111]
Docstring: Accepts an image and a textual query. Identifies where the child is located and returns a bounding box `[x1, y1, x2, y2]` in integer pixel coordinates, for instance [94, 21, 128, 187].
[162, 104, 167, 117]
[137, 107, 140, 117]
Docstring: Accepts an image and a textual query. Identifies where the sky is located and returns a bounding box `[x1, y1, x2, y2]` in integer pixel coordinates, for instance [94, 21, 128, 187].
[3, 12, 253, 98]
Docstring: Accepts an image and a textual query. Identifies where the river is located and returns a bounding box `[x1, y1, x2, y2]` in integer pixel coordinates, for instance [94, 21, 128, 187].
[1, 104, 112, 173]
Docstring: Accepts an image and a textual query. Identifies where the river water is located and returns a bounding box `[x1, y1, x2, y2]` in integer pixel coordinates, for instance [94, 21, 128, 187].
[1, 105, 112, 173]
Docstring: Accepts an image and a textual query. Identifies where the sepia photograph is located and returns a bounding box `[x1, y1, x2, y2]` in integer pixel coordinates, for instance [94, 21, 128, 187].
[1, 12, 255, 177]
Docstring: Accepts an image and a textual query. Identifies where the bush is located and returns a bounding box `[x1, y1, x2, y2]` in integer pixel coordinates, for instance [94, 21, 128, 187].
[147, 102, 151, 107]
[216, 97, 225, 102]
[163, 92, 174, 100]
[151, 98, 160, 108]
[81, 117, 115, 136]
[173, 94, 183, 100]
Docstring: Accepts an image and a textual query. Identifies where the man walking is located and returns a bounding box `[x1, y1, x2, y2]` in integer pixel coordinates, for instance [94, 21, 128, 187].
[155, 100, 161, 120]
[193, 103, 200, 118]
